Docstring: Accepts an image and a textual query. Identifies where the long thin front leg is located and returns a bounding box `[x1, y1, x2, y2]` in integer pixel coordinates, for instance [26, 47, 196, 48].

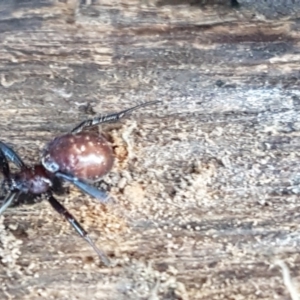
[47, 193, 111, 266]
[0, 141, 26, 169]
[71, 100, 161, 133]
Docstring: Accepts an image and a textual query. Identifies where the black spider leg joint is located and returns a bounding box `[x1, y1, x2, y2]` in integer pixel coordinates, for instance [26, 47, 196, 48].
[0, 141, 26, 169]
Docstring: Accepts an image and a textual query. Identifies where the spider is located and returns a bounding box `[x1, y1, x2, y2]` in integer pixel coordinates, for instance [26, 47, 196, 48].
[0, 100, 160, 266]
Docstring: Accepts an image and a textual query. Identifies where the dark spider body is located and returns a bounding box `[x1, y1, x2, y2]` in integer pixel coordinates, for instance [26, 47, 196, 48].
[42, 131, 114, 182]
[0, 101, 160, 266]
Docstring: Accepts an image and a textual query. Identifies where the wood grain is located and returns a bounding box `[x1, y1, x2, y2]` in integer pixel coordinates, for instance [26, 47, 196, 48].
[1, 1, 300, 299]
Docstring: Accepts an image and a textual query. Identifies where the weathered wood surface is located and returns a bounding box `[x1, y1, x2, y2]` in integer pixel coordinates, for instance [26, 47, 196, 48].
[1, 1, 300, 299]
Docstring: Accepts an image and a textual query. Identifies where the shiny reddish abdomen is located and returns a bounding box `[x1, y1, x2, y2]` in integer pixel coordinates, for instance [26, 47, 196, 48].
[42, 132, 114, 182]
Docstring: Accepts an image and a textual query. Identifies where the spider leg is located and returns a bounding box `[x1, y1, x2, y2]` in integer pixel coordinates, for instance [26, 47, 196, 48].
[55, 172, 110, 203]
[0, 147, 10, 179]
[0, 191, 20, 215]
[0, 141, 26, 169]
[0, 147, 12, 194]
[0, 147, 22, 214]
[71, 100, 161, 133]
[47, 193, 111, 266]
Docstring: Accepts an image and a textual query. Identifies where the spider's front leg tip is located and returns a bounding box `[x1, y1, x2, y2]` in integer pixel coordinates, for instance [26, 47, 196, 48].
[85, 234, 112, 267]
[95, 247, 113, 267]
[100, 254, 112, 267]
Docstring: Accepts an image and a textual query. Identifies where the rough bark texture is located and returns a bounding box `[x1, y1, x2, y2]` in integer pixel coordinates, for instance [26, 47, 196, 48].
[1, 1, 300, 299]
